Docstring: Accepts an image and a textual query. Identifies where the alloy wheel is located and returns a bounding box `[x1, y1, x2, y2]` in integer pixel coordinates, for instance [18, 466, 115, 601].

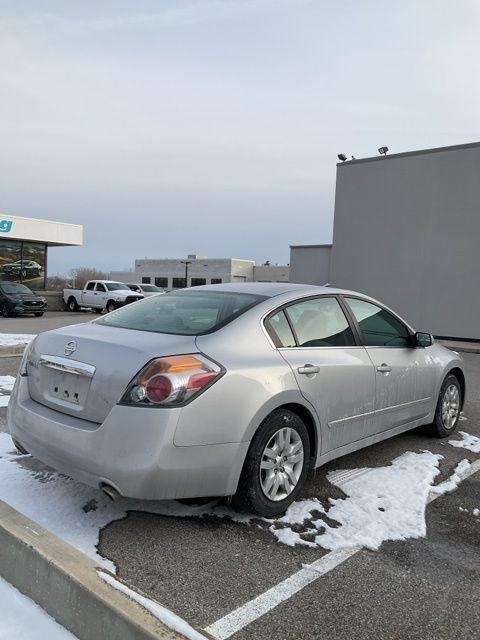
[442, 384, 460, 429]
[259, 427, 304, 502]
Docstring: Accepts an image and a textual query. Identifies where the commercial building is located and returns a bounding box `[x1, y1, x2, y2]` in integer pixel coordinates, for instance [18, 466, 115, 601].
[0, 214, 83, 290]
[289, 141, 480, 340]
[112, 255, 289, 289]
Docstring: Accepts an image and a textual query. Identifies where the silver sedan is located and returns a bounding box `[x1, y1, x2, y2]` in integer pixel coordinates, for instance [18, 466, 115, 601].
[8, 283, 465, 516]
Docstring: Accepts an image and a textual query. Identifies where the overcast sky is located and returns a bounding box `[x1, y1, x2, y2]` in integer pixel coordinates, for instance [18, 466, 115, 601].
[1, 1, 479, 275]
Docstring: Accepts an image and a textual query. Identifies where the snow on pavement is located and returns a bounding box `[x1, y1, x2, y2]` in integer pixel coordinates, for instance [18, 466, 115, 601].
[449, 431, 480, 453]
[0, 433, 223, 572]
[0, 375, 16, 407]
[0, 333, 36, 347]
[270, 451, 450, 551]
[0, 575, 76, 640]
[1, 427, 478, 569]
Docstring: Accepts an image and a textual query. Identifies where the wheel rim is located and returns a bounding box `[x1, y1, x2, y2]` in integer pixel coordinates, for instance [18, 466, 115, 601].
[259, 427, 304, 502]
[442, 384, 460, 429]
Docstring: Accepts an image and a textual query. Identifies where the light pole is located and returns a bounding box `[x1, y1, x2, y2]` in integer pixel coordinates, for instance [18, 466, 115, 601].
[180, 260, 191, 288]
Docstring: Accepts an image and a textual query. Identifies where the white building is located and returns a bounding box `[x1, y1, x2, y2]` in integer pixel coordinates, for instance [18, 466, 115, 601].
[0, 213, 82, 290]
[112, 254, 289, 289]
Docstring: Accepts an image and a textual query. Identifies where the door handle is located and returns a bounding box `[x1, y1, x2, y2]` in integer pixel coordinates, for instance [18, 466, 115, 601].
[298, 364, 320, 375]
[376, 363, 392, 374]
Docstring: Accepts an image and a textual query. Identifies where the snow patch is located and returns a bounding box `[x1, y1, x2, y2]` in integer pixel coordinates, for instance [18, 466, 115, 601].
[0, 575, 76, 640]
[449, 431, 480, 454]
[429, 459, 471, 497]
[270, 451, 472, 552]
[0, 333, 36, 347]
[0, 395, 10, 407]
[0, 375, 15, 392]
[99, 571, 206, 640]
[277, 498, 325, 524]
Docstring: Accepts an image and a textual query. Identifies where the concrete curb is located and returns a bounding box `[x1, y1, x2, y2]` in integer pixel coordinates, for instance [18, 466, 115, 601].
[0, 344, 26, 358]
[0, 499, 190, 640]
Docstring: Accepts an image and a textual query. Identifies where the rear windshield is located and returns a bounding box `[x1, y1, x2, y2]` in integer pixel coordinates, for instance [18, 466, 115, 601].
[96, 290, 267, 335]
[105, 282, 129, 291]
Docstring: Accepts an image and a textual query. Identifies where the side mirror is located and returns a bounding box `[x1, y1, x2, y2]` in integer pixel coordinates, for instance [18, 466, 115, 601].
[415, 331, 433, 348]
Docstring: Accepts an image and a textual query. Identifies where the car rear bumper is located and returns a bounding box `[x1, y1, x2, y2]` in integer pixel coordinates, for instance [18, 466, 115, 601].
[8, 376, 248, 500]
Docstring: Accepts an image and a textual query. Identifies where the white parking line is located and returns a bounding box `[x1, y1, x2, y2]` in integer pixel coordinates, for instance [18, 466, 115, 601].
[205, 457, 480, 640]
[205, 547, 358, 640]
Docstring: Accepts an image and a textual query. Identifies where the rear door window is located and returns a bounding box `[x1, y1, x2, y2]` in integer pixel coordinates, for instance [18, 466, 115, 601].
[285, 297, 356, 347]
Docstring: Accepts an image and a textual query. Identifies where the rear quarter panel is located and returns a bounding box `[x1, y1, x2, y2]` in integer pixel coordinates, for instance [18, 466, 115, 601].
[174, 307, 320, 447]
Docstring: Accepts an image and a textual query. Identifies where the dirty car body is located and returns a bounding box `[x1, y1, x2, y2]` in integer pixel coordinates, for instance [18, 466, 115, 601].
[8, 283, 465, 515]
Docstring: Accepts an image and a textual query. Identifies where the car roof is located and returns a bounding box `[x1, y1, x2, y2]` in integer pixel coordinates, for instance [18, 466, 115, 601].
[198, 282, 342, 297]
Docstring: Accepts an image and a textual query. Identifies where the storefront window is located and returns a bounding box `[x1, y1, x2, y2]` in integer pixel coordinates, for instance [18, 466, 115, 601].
[0, 241, 47, 289]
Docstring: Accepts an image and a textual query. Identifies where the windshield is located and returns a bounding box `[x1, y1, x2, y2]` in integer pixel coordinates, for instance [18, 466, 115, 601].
[140, 285, 161, 292]
[0, 283, 33, 294]
[105, 282, 129, 291]
[97, 290, 267, 335]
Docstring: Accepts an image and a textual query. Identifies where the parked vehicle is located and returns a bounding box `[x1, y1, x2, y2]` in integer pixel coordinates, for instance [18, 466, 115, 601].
[0, 282, 47, 317]
[63, 280, 143, 313]
[9, 283, 465, 516]
[127, 283, 165, 297]
[2, 260, 42, 279]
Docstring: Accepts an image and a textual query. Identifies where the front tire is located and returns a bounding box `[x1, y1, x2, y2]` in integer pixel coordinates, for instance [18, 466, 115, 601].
[1, 303, 11, 317]
[430, 374, 462, 438]
[34, 312, 44, 317]
[106, 300, 117, 313]
[233, 409, 310, 517]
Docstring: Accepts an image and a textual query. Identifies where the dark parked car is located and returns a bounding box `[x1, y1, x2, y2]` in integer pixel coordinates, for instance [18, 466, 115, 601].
[0, 282, 47, 317]
[2, 260, 43, 279]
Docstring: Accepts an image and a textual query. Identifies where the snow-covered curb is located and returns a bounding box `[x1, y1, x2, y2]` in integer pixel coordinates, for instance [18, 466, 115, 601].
[99, 572, 207, 640]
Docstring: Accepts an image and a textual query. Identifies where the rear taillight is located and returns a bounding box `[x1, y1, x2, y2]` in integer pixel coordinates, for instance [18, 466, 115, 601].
[120, 354, 224, 407]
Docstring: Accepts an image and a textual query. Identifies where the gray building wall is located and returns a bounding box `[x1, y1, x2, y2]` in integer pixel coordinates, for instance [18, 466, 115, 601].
[330, 142, 480, 339]
[253, 264, 290, 282]
[289, 245, 331, 285]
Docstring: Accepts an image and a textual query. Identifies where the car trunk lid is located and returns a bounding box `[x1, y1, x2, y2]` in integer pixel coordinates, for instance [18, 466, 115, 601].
[26, 322, 197, 423]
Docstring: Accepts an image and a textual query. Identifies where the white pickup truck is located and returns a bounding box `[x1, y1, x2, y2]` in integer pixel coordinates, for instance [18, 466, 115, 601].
[63, 280, 144, 313]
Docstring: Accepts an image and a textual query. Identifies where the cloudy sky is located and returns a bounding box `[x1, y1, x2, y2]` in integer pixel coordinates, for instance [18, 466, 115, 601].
[1, 1, 479, 275]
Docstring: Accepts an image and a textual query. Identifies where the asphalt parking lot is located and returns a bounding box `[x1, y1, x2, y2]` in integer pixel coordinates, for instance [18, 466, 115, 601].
[1, 352, 479, 640]
[0, 311, 90, 334]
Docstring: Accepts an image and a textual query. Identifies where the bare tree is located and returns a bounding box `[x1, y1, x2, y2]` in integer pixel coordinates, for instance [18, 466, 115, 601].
[70, 267, 110, 289]
[47, 275, 71, 291]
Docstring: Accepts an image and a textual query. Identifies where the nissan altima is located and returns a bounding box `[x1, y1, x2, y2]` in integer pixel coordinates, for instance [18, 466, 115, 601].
[8, 283, 465, 516]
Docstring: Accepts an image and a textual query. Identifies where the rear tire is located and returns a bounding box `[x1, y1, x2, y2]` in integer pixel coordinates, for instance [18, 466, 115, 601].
[232, 409, 310, 517]
[67, 297, 79, 312]
[429, 374, 462, 438]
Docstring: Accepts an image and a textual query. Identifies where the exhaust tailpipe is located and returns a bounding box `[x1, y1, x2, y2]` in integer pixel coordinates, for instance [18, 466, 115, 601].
[101, 484, 120, 501]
